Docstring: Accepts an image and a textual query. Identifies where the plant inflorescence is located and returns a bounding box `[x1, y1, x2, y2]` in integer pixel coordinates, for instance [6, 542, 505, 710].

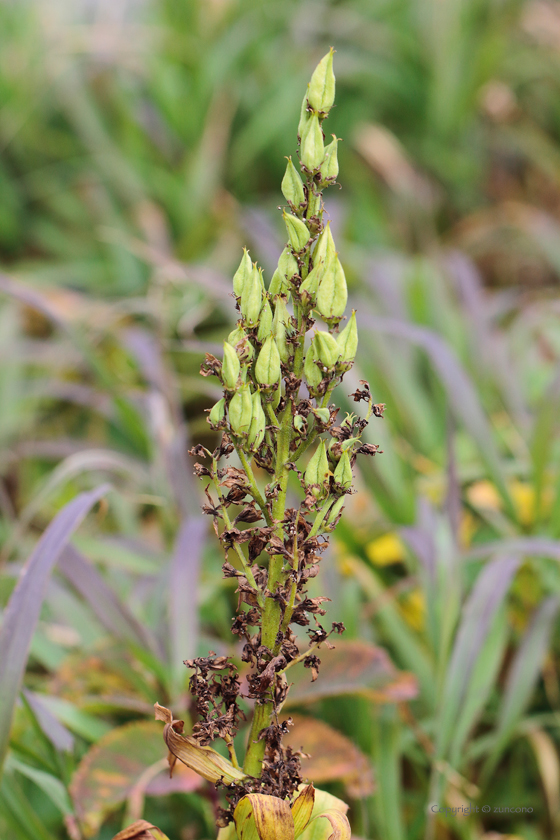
[155, 49, 383, 840]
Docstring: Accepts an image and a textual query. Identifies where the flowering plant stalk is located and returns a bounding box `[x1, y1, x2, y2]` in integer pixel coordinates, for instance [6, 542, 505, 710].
[150, 50, 382, 840]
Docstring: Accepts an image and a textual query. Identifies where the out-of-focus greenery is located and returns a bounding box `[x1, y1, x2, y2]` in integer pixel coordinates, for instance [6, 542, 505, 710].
[3, 1, 560, 839]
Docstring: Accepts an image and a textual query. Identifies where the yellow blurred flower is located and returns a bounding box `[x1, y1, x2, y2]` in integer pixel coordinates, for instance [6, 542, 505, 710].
[366, 533, 405, 566]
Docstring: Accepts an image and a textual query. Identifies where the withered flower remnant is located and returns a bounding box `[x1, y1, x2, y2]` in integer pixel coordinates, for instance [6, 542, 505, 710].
[155, 49, 380, 838]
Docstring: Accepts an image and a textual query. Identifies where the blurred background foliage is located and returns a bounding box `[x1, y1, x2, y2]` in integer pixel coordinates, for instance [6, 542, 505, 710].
[3, 0, 560, 838]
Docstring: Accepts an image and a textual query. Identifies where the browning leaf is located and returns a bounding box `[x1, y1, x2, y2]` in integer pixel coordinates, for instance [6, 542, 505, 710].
[285, 641, 417, 706]
[287, 716, 374, 798]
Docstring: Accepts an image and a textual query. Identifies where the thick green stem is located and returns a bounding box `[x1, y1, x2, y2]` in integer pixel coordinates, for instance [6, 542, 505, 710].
[243, 170, 325, 778]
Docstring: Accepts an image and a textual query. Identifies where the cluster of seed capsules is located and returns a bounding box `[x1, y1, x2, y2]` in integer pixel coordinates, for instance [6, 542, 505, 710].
[206, 49, 360, 504]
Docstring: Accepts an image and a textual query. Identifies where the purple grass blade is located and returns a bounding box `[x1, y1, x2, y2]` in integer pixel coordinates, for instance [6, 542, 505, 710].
[466, 537, 560, 562]
[22, 689, 74, 753]
[485, 595, 560, 774]
[437, 554, 520, 758]
[449, 555, 519, 698]
[169, 517, 207, 694]
[58, 545, 161, 657]
[0, 484, 110, 773]
[401, 498, 437, 585]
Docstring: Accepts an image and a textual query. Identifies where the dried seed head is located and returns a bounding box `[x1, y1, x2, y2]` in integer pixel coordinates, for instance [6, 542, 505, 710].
[282, 157, 306, 211]
[320, 134, 339, 183]
[307, 48, 336, 114]
[222, 341, 241, 389]
[283, 210, 310, 253]
[240, 264, 264, 327]
[336, 310, 358, 364]
[233, 248, 252, 297]
[228, 384, 253, 435]
[316, 255, 347, 324]
[300, 112, 325, 172]
[255, 336, 282, 389]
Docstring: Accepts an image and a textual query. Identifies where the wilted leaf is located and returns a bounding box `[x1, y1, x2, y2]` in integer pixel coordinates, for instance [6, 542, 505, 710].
[298, 809, 351, 840]
[287, 716, 374, 798]
[155, 702, 246, 784]
[285, 640, 417, 705]
[112, 820, 170, 840]
[234, 793, 294, 840]
[70, 720, 201, 837]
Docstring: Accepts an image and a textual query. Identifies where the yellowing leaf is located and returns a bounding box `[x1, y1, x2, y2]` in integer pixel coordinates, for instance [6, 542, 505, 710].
[70, 721, 201, 837]
[298, 809, 351, 840]
[234, 794, 295, 840]
[291, 784, 315, 837]
[365, 533, 405, 566]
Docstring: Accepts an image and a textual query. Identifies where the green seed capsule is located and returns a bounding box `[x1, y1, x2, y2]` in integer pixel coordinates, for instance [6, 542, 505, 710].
[227, 325, 254, 363]
[300, 113, 325, 172]
[304, 343, 322, 393]
[307, 48, 336, 114]
[334, 451, 353, 490]
[317, 255, 347, 323]
[247, 391, 266, 450]
[337, 311, 358, 363]
[294, 414, 306, 433]
[305, 439, 330, 498]
[208, 397, 226, 425]
[228, 384, 253, 435]
[314, 330, 341, 369]
[313, 221, 336, 265]
[281, 157, 306, 210]
[313, 407, 331, 424]
[325, 496, 345, 528]
[240, 263, 263, 327]
[273, 296, 291, 363]
[283, 210, 310, 253]
[257, 299, 273, 342]
[299, 259, 324, 304]
[278, 247, 299, 283]
[321, 135, 339, 183]
[297, 91, 312, 141]
[232, 248, 252, 297]
[222, 341, 240, 389]
[227, 325, 244, 346]
[269, 269, 286, 298]
[255, 336, 282, 388]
